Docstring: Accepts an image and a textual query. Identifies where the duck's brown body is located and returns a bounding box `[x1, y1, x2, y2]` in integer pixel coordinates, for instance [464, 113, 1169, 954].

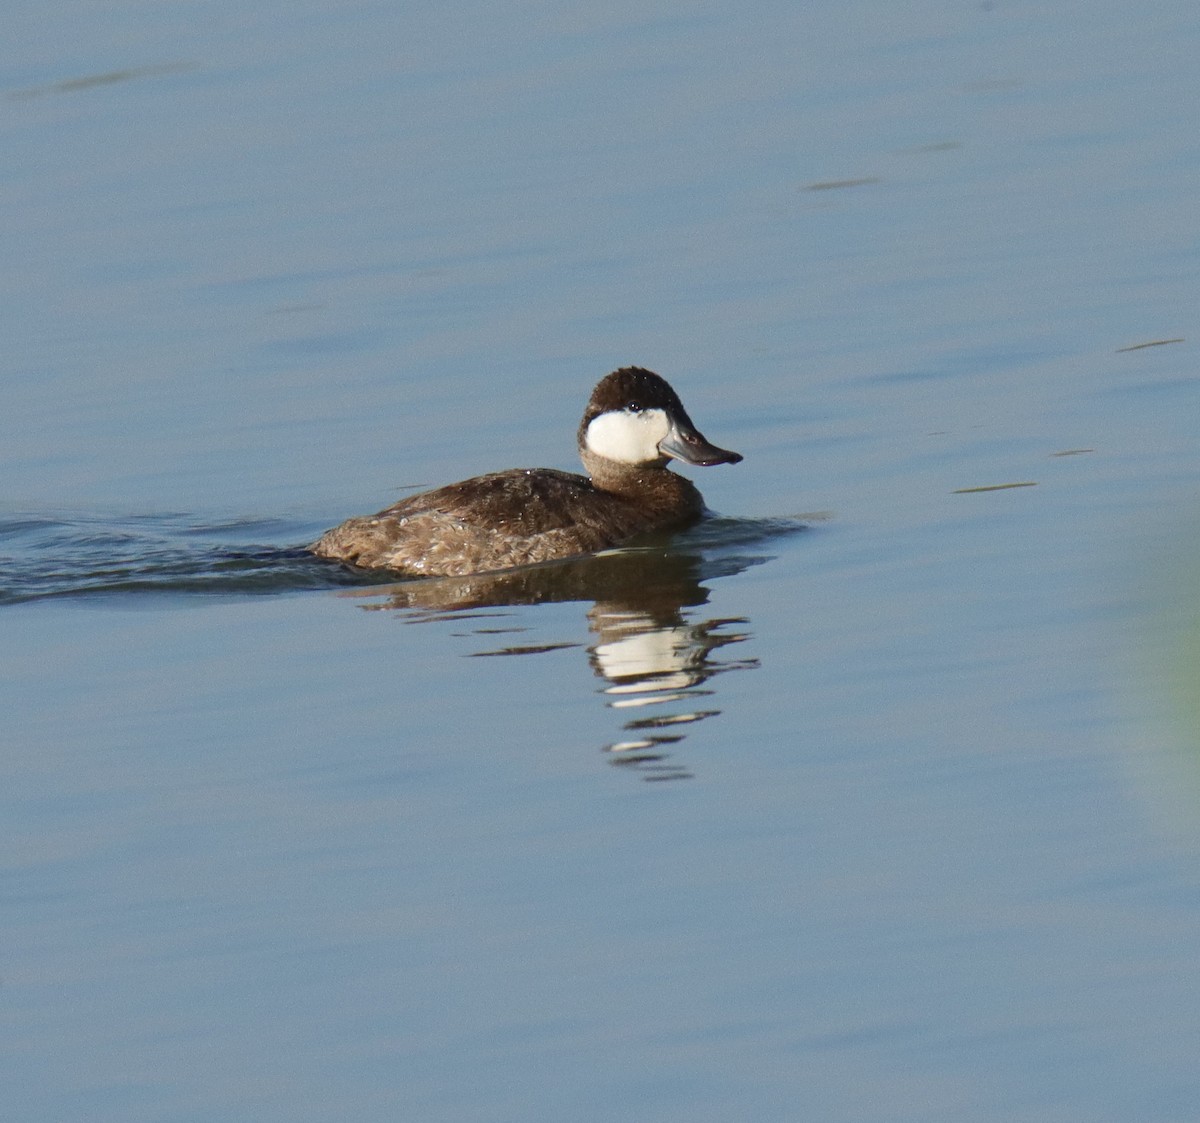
[310, 458, 704, 576]
[309, 367, 740, 577]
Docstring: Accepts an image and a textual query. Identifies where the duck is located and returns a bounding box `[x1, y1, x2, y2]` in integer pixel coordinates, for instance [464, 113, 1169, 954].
[309, 366, 742, 577]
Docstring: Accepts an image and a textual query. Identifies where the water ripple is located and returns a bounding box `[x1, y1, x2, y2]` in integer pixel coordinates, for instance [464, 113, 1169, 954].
[0, 511, 807, 606]
[0, 513, 370, 605]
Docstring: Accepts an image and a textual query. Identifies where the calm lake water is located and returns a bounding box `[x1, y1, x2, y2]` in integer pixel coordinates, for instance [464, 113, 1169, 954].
[5, 2, 1200, 1120]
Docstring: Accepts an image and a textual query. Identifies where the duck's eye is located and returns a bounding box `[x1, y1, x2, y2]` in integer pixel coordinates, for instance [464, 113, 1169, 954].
[626, 401, 643, 413]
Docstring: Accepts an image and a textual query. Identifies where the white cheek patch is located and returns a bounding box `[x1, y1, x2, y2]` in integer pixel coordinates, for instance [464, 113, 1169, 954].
[585, 408, 670, 464]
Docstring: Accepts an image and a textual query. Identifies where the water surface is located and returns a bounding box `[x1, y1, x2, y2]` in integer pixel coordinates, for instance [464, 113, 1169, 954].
[5, 2, 1200, 1121]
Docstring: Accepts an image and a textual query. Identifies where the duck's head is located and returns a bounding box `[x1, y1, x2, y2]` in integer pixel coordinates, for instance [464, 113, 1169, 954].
[578, 367, 743, 469]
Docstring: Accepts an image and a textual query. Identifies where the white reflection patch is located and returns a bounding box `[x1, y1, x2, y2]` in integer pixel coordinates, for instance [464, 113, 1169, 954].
[594, 626, 690, 681]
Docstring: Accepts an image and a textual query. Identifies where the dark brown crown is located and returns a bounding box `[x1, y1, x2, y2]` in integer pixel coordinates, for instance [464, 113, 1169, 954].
[577, 367, 693, 445]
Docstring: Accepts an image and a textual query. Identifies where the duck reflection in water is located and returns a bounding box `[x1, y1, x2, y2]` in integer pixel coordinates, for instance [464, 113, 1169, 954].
[346, 531, 783, 780]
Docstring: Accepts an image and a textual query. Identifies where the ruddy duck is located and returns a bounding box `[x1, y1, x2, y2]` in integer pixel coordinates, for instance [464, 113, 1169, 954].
[309, 366, 742, 576]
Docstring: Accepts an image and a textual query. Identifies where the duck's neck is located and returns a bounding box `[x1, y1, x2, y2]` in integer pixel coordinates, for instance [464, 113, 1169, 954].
[580, 448, 704, 516]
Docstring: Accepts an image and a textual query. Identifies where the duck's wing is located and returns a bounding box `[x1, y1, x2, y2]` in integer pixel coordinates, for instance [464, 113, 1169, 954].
[379, 469, 600, 532]
[313, 469, 644, 575]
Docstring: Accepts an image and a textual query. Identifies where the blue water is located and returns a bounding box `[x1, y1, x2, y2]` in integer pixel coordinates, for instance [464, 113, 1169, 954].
[5, 1, 1200, 1120]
